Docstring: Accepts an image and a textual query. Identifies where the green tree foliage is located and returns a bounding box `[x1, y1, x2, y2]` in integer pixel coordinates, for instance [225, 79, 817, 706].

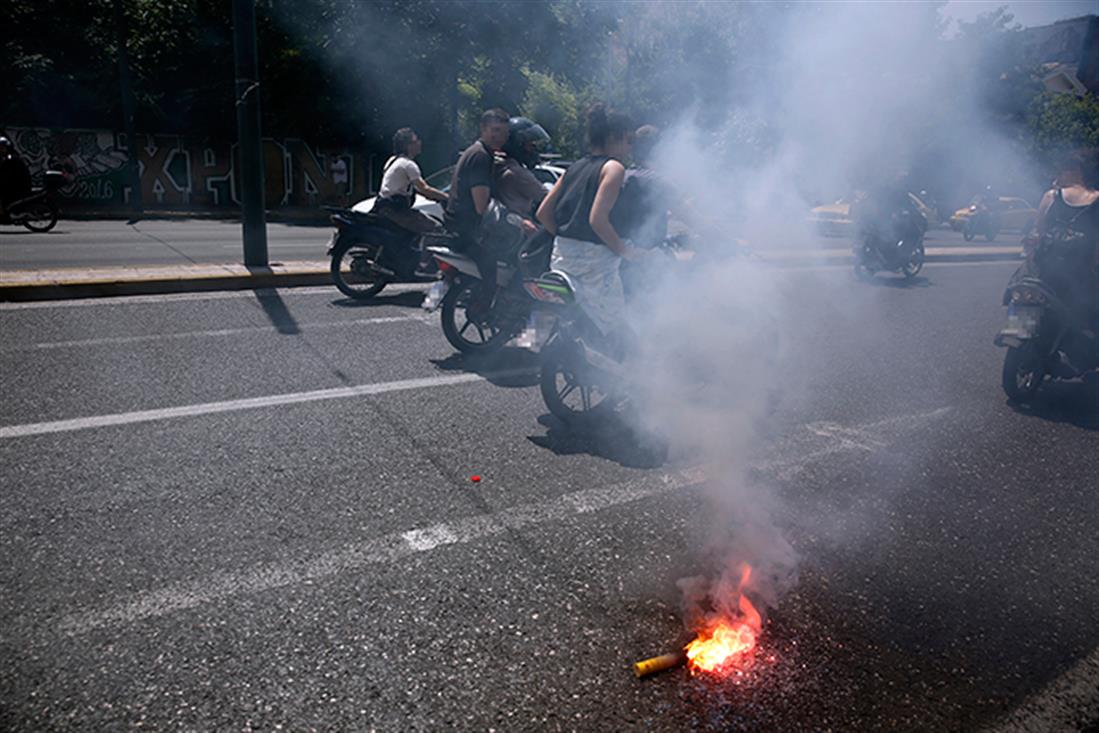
[1027, 92, 1099, 159]
[3, 0, 1089, 187]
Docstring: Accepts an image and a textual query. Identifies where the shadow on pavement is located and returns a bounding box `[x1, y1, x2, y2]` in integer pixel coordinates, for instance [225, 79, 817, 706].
[862, 274, 932, 289]
[431, 348, 540, 388]
[330, 291, 426, 309]
[1007, 379, 1099, 430]
[253, 289, 300, 335]
[527, 413, 669, 469]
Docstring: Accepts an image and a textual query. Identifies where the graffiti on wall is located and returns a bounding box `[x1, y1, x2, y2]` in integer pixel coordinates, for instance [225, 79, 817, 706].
[5, 127, 375, 211]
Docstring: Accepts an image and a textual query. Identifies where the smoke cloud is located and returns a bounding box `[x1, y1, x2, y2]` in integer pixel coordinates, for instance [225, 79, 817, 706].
[619, 2, 1034, 632]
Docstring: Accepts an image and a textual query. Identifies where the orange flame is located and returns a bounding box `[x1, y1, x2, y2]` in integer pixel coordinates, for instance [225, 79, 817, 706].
[684, 564, 762, 674]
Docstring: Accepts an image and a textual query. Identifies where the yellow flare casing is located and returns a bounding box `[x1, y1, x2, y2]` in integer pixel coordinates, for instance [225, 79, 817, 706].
[633, 651, 687, 678]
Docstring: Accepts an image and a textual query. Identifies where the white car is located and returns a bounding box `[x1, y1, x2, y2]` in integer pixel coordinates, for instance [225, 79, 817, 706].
[352, 162, 566, 219]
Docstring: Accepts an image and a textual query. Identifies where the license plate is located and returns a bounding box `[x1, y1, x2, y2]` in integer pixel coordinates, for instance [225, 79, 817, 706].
[325, 233, 337, 254]
[421, 280, 449, 312]
[1002, 305, 1041, 337]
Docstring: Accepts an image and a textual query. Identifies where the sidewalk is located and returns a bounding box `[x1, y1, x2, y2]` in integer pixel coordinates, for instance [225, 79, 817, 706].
[0, 245, 1022, 302]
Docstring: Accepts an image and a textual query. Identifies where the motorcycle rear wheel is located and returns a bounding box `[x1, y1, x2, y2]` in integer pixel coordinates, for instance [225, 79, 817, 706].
[22, 201, 58, 233]
[1001, 343, 1044, 401]
[440, 280, 514, 354]
[901, 243, 925, 279]
[539, 345, 617, 426]
[330, 241, 388, 300]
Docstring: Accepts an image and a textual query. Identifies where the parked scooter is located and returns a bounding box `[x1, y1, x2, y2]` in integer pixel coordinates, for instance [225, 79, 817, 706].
[853, 208, 926, 280]
[325, 206, 446, 300]
[0, 170, 70, 233]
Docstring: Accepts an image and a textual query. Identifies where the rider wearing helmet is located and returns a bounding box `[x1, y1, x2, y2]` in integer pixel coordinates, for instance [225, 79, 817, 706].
[495, 117, 550, 222]
[494, 117, 553, 275]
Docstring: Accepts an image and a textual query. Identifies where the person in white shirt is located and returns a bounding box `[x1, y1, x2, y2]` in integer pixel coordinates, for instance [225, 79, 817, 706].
[373, 128, 448, 234]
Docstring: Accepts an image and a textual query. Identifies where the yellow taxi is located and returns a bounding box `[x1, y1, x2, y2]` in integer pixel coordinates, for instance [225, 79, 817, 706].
[949, 197, 1037, 232]
[809, 192, 937, 237]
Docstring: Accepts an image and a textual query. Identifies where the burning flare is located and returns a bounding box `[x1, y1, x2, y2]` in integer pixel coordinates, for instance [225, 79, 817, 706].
[684, 564, 762, 674]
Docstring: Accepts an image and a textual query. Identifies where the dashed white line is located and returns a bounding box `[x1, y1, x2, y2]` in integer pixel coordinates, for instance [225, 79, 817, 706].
[0, 283, 430, 310]
[53, 469, 707, 636]
[0, 370, 531, 439]
[20, 315, 431, 350]
[985, 646, 1099, 733]
[42, 408, 955, 637]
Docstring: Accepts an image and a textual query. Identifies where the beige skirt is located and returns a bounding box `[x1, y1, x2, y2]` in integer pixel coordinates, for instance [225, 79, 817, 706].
[550, 235, 624, 336]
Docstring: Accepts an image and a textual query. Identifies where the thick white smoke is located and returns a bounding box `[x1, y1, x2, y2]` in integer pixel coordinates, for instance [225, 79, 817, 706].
[621, 1, 1030, 632]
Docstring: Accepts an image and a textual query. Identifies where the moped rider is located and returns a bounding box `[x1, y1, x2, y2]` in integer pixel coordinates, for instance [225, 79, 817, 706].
[536, 103, 644, 352]
[445, 108, 510, 312]
[1026, 148, 1099, 330]
[373, 127, 448, 234]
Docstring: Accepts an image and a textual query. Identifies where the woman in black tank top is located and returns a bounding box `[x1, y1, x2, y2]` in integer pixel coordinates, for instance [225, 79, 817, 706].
[1032, 149, 1099, 322]
[536, 104, 644, 336]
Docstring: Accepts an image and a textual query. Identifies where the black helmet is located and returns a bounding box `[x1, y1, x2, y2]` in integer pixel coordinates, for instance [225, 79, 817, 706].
[504, 117, 550, 167]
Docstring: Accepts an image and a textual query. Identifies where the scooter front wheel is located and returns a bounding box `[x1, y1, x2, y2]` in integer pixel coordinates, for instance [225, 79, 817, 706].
[440, 280, 515, 354]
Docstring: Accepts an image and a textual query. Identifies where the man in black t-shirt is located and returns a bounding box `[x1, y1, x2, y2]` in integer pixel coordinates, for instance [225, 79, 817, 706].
[445, 108, 510, 308]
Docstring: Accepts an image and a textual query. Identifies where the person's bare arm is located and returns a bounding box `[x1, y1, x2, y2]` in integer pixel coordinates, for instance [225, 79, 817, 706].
[413, 178, 448, 203]
[589, 161, 638, 259]
[536, 177, 565, 233]
[1036, 190, 1055, 232]
[471, 185, 491, 216]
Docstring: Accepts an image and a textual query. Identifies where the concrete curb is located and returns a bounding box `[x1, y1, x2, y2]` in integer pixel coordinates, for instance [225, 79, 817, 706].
[0, 248, 1022, 302]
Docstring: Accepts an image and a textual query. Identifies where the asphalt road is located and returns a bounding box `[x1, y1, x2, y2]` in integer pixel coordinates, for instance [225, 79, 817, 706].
[0, 218, 334, 270]
[0, 217, 1011, 270]
[1, 261, 1096, 731]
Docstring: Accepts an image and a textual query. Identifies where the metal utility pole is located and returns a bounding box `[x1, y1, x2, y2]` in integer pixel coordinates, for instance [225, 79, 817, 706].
[232, 0, 268, 266]
[114, 0, 143, 217]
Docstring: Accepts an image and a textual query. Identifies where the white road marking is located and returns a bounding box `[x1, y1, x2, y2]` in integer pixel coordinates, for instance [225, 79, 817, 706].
[0, 370, 531, 439]
[0, 283, 430, 310]
[53, 469, 707, 636]
[17, 315, 432, 350]
[985, 645, 1099, 732]
[760, 407, 952, 480]
[402, 524, 461, 551]
[39, 408, 953, 637]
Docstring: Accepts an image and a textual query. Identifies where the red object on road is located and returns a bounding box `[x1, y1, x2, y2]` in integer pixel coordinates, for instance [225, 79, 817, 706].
[471, 475, 482, 483]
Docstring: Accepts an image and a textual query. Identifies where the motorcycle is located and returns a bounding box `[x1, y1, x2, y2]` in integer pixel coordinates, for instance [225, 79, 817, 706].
[524, 269, 632, 426]
[853, 209, 926, 280]
[325, 206, 446, 300]
[0, 170, 70, 233]
[963, 204, 999, 242]
[426, 202, 554, 355]
[994, 248, 1098, 402]
[524, 239, 694, 427]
